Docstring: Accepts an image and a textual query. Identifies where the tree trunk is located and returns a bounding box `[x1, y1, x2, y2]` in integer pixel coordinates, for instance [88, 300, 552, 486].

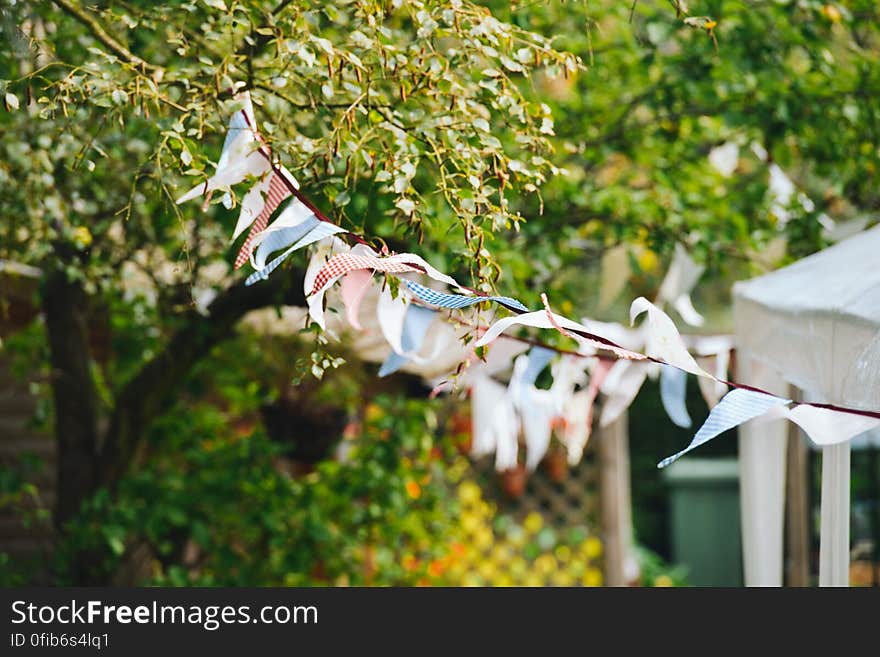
[42, 270, 100, 529]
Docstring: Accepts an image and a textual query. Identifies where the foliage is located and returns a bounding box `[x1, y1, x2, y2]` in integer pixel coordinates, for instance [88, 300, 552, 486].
[1, 0, 879, 584]
[55, 344, 456, 585]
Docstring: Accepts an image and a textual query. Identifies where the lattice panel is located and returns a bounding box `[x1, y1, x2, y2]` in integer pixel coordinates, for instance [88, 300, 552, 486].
[438, 453, 603, 586]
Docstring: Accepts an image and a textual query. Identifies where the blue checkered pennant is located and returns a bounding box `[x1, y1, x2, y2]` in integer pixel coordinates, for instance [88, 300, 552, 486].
[245, 219, 339, 286]
[658, 387, 790, 469]
[404, 280, 529, 313]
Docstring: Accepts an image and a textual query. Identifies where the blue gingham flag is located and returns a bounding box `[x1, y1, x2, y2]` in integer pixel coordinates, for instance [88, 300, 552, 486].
[404, 280, 529, 313]
[245, 220, 346, 286]
[522, 346, 556, 386]
[660, 364, 692, 429]
[378, 304, 437, 377]
[252, 215, 321, 270]
[658, 387, 790, 468]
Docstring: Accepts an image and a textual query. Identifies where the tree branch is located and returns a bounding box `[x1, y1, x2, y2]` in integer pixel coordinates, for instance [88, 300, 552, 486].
[96, 268, 306, 489]
[52, 0, 157, 71]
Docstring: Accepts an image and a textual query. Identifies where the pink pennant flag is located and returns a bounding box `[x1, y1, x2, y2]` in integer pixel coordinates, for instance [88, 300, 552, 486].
[561, 358, 614, 464]
[234, 171, 292, 269]
[340, 269, 374, 330]
[309, 253, 426, 297]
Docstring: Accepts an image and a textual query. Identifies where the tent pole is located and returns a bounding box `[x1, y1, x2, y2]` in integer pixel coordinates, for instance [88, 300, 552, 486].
[818, 441, 850, 586]
[738, 353, 788, 586]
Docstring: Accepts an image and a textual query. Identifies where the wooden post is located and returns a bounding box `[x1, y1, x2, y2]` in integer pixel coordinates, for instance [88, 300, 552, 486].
[819, 442, 851, 586]
[784, 391, 810, 586]
[598, 412, 634, 587]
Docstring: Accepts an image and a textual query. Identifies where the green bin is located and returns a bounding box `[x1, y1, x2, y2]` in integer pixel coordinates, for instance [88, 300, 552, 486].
[663, 458, 743, 586]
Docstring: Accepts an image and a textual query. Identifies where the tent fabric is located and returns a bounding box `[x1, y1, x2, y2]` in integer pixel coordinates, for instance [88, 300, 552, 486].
[732, 224, 880, 410]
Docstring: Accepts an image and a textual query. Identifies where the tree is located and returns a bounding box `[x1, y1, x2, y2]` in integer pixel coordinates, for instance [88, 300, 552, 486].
[1, 0, 878, 583]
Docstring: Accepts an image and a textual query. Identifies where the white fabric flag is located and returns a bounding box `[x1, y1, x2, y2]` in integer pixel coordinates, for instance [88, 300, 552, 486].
[630, 297, 707, 376]
[658, 388, 791, 468]
[507, 354, 555, 472]
[471, 376, 519, 471]
[475, 310, 646, 360]
[599, 360, 650, 427]
[303, 237, 350, 329]
[757, 404, 880, 447]
[656, 243, 705, 327]
[660, 364, 692, 428]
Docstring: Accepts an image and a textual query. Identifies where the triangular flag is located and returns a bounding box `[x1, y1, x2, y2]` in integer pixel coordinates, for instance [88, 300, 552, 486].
[378, 304, 437, 377]
[757, 404, 880, 447]
[244, 221, 348, 287]
[660, 364, 692, 428]
[630, 297, 706, 376]
[340, 269, 374, 330]
[658, 388, 790, 468]
[234, 171, 293, 269]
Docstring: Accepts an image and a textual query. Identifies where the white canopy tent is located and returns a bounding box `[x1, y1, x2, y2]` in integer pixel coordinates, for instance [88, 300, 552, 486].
[732, 224, 880, 586]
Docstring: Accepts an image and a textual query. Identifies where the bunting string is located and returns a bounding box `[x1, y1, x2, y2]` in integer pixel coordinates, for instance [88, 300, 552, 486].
[175, 91, 880, 472]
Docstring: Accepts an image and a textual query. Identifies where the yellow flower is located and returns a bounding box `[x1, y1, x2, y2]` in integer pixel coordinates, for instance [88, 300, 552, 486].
[478, 560, 497, 580]
[523, 574, 544, 587]
[580, 537, 603, 560]
[494, 573, 515, 587]
[551, 571, 575, 587]
[460, 511, 480, 535]
[554, 545, 572, 563]
[492, 544, 513, 564]
[462, 573, 483, 587]
[535, 554, 558, 576]
[72, 226, 93, 249]
[474, 526, 494, 551]
[704, 19, 717, 30]
[582, 568, 603, 587]
[523, 512, 543, 535]
[654, 575, 674, 587]
[457, 480, 481, 506]
[509, 556, 528, 577]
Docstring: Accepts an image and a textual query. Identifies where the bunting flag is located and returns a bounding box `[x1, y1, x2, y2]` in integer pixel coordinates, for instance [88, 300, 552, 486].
[660, 364, 692, 428]
[658, 388, 791, 468]
[340, 269, 374, 330]
[756, 404, 880, 447]
[560, 389, 591, 466]
[231, 173, 272, 241]
[522, 346, 555, 385]
[244, 220, 348, 286]
[656, 243, 706, 327]
[471, 375, 520, 471]
[176, 151, 269, 206]
[175, 83, 880, 472]
[176, 92, 269, 206]
[233, 171, 293, 269]
[251, 214, 321, 271]
[474, 310, 647, 361]
[507, 352, 553, 471]
[311, 253, 429, 298]
[599, 360, 650, 427]
[630, 297, 707, 376]
[303, 236, 351, 330]
[378, 304, 438, 377]
[565, 358, 614, 463]
[521, 389, 556, 471]
[404, 280, 529, 313]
